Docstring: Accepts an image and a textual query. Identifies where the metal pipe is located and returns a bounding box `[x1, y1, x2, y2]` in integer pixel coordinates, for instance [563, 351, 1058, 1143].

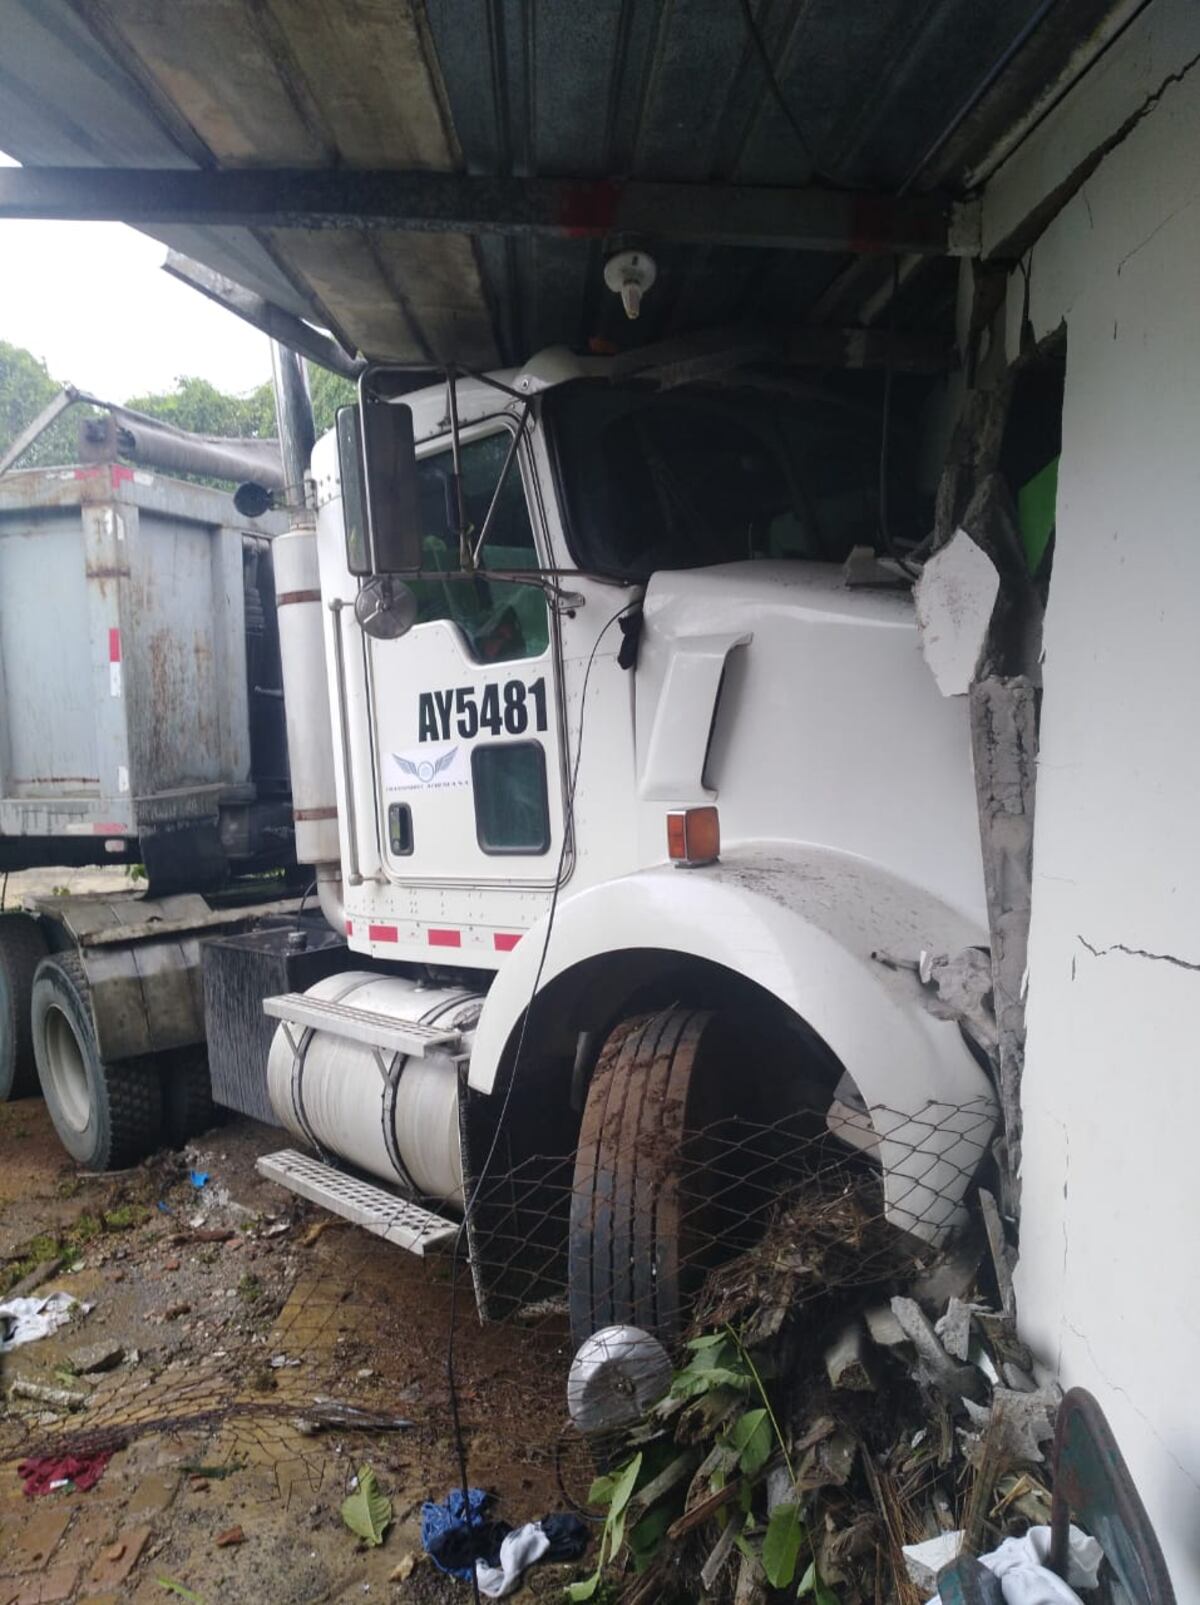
[316, 863, 345, 936]
[104, 412, 286, 486]
[270, 341, 316, 497]
[328, 600, 362, 887]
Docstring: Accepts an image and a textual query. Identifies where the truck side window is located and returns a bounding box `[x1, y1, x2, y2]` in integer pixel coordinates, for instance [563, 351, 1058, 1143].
[409, 431, 549, 664]
[472, 742, 550, 855]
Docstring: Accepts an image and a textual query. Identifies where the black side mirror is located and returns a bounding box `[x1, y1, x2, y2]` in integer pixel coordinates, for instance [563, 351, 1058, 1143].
[337, 399, 423, 576]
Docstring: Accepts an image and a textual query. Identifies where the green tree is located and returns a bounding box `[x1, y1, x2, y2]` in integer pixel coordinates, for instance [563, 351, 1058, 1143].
[0, 340, 89, 468]
[124, 373, 275, 439]
[308, 366, 356, 436]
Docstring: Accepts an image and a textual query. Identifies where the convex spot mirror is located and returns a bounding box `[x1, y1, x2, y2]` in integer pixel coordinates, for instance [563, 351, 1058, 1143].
[337, 398, 423, 577]
[354, 576, 419, 641]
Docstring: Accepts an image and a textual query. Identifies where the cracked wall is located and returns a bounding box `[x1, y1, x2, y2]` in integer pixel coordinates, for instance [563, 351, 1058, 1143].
[982, 0, 1200, 1588]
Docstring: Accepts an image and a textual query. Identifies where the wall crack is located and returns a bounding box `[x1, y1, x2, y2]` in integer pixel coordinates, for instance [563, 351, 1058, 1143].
[1061, 1318, 1200, 1496]
[1077, 935, 1200, 973]
[994, 43, 1200, 261]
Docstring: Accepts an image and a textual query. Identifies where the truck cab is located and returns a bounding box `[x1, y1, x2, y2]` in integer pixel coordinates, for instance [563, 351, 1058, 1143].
[258, 348, 997, 1339]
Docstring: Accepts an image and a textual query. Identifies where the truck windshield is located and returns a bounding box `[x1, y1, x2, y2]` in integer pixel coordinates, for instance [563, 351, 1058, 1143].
[544, 379, 906, 581]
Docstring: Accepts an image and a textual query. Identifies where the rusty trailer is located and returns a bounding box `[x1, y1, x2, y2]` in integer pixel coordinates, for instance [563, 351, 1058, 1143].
[0, 461, 304, 1158]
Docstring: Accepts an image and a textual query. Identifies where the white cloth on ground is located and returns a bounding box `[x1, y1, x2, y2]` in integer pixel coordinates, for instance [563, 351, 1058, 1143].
[0, 1292, 83, 1352]
[926, 1523, 1104, 1605]
[476, 1521, 552, 1598]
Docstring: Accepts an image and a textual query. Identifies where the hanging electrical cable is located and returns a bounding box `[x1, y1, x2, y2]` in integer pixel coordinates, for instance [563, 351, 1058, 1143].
[442, 595, 641, 1604]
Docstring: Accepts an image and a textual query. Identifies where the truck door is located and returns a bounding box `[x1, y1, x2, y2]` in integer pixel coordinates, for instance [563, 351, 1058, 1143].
[364, 423, 566, 889]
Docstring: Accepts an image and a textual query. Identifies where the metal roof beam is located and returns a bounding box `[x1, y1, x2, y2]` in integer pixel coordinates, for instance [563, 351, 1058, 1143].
[162, 252, 365, 378]
[608, 323, 954, 386]
[0, 167, 980, 256]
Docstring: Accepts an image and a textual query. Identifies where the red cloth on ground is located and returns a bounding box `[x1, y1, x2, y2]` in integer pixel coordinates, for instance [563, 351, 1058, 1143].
[17, 1451, 113, 1497]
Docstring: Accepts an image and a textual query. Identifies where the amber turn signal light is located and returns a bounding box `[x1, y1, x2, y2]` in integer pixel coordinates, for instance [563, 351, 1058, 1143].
[667, 806, 720, 867]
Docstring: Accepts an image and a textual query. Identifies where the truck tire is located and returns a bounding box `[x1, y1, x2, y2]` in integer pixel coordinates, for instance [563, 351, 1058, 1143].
[162, 1048, 217, 1149]
[31, 952, 163, 1170]
[0, 914, 48, 1100]
[569, 1007, 729, 1347]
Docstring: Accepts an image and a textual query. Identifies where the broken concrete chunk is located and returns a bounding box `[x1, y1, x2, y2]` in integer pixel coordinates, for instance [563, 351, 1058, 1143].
[903, 1531, 964, 1595]
[8, 1378, 89, 1410]
[890, 1298, 985, 1403]
[1002, 1362, 1038, 1393]
[934, 1298, 977, 1363]
[963, 1386, 1060, 1464]
[914, 528, 1000, 697]
[824, 1320, 875, 1391]
[910, 1228, 985, 1312]
[68, 1341, 125, 1375]
[864, 1303, 909, 1350]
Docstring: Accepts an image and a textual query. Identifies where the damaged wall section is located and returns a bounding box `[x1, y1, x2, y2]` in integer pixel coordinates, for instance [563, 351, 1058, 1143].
[978, 0, 1200, 1589]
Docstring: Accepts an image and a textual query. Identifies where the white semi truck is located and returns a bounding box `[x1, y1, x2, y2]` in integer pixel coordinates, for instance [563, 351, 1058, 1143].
[213, 348, 999, 1340]
[1, 345, 998, 1340]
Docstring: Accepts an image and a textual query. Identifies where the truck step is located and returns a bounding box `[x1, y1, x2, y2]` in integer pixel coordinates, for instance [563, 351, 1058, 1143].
[263, 992, 462, 1058]
[256, 1149, 458, 1256]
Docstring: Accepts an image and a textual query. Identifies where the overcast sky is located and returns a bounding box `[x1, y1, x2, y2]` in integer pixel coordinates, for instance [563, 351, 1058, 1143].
[0, 154, 272, 402]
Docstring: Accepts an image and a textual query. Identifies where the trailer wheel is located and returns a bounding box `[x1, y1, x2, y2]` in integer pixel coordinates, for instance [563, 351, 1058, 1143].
[31, 953, 162, 1169]
[162, 1048, 217, 1149]
[569, 1007, 745, 1347]
[0, 914, 48, 1101]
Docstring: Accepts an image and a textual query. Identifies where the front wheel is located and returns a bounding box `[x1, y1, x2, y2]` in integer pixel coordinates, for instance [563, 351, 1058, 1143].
[569, 1008, 746, 1347]
[31, 953, 163, 1170]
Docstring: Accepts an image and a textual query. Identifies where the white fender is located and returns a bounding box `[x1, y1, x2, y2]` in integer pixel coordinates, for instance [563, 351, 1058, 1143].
[470, 845, 997, 1242]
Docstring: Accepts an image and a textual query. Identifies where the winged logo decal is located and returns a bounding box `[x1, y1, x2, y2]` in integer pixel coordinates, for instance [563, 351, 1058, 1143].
[390, 746, 459, 785]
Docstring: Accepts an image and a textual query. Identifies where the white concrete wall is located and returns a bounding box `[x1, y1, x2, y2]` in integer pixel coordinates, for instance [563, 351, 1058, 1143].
[981, 1, 1200, 1590]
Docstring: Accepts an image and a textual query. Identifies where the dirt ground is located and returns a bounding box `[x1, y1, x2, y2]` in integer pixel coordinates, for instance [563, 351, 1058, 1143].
[0, 1099, 584, 1605]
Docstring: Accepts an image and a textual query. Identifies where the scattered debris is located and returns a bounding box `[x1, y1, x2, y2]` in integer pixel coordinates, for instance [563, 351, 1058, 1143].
[8, 1378, 89, 1411]
[823, 1318, 876, 1391]
[388, 1555, 418, 1583]
[914, 527, 1001, 697]
[903, 1529, 963, 1593]
[0, 1291, 88, 1351]
[214, 1525, 245, 1547]
[555, 1166, 1098, 1604]
[979, 1188, 1017, 1318]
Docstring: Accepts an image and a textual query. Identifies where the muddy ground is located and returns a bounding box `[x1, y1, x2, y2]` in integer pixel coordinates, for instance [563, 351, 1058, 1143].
[0, 1099, 583, 1604]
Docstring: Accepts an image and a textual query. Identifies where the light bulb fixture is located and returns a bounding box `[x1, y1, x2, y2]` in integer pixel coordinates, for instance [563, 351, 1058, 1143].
[603, 249, 657, 320]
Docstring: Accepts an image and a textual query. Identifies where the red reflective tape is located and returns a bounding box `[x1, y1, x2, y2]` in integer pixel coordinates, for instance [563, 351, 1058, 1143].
[108, 628, 122, 663]
[558, 178, 620, 239]
[368, 923, 398, 942]
[73, 466, 104, 480]
[92, 822, 126, 835]
[427, 928, 461, 948]
[111, 465, 134, 487]
[344, 919, 353, 936]
[493, 932, 521, 952]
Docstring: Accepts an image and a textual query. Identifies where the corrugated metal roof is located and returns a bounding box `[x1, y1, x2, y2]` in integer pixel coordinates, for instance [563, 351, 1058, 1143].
[0, 0, 1130, 367]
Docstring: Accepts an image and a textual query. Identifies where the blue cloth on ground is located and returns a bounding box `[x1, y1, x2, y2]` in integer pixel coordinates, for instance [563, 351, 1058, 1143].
[421, 1486, 493, 1579]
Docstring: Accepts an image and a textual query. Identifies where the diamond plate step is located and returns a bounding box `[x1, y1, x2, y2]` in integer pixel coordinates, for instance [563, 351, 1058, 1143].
[263, 992, 462, 1058]
[256, 1149, 458, 1255]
